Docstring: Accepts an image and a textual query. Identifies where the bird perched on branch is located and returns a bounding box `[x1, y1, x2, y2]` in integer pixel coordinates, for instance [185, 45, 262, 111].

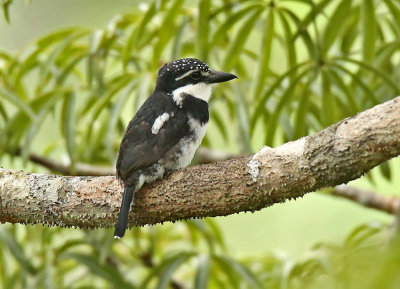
[114, 58, 237, 238]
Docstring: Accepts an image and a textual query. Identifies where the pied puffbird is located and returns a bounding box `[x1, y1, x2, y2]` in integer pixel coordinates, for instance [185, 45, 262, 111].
[114, 58, 237, 238]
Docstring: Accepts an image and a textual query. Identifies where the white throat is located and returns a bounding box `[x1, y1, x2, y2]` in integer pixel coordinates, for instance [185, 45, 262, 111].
[172, 83, 212, 107]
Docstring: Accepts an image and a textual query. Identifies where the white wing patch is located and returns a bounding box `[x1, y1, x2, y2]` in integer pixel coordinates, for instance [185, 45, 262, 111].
[172, 82, 212, 106]
[151, 112, 173, 134]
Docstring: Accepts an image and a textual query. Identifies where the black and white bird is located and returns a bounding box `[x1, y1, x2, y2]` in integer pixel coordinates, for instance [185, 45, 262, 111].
[114, 58, 237, 238]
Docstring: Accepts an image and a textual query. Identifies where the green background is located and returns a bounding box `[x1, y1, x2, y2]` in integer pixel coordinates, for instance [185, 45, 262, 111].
[1, 0, 400, 288]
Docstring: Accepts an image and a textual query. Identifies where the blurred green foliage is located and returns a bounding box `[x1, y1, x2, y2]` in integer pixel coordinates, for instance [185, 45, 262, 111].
[0, 220, 399, 288]
[1, 0, 400, 288]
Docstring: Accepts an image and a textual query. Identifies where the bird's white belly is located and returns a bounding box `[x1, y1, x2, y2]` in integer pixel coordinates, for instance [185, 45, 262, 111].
[175, 118, 207, 168]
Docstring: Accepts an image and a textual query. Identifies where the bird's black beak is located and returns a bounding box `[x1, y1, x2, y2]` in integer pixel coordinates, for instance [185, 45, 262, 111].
[206, 69, 237, 84]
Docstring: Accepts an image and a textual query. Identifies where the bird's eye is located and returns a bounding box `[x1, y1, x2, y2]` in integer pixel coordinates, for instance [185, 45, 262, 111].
[191, 71, 201, 79]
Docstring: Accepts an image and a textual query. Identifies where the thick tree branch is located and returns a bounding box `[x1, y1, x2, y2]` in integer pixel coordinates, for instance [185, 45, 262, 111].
[0, 97, 399, 228]
[17, 148, 400, 215]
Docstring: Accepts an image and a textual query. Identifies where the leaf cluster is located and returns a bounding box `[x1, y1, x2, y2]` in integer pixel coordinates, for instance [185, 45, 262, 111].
[0, 219, 399, 288]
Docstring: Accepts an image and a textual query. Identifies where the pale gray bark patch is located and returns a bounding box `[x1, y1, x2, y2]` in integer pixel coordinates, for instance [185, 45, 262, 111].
[247, 159, 261, 182]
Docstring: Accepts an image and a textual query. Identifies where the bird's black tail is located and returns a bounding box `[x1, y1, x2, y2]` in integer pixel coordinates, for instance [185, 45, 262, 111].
[114, 186, 135, 238]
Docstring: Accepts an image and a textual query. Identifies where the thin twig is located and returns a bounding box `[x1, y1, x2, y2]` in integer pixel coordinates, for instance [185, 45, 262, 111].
[5, 147, 237, 176]
[6, 148, 115, 176]
[332, 185, 400, 215]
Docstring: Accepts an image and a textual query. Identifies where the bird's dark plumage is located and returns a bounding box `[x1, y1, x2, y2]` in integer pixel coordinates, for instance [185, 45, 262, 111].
[114, 58, 237, 238]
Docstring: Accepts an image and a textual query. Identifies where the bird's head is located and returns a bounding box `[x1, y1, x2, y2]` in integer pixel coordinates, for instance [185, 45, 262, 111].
[156, 58, 237, 103]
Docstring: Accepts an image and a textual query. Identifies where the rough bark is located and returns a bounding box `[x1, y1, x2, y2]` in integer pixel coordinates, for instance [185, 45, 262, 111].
[0, 97, 399, 229]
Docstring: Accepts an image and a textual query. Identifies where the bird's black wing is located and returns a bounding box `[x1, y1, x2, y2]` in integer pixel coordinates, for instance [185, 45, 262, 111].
[116, 91, 189, 185]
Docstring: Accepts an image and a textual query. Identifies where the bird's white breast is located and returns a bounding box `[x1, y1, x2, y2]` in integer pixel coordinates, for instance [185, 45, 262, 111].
[174, 118, 207, 168]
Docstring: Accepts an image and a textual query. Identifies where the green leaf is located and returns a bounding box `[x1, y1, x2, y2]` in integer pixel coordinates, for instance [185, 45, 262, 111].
[322, 0, 352, 55]
[15, 45, 40, 76]
[59, 252, 132, 289]
[89, 29, 105, 55]
[0, 100, 8, 122]
[340, 9, 360, 55]
[328, 67, 359, 114]
[5, 270, 22, 289]
[61, 92, 77, 173]
[54, 239, 87, 255]
[0, 229, 37, 274]
[306, 101, 324, 132]
[252, 8, 275, 100]
[156, 253, 191, 289]
[133, 73, 152, 112]
[87, 29, 106, 89]
[134, 2, 157, 49]
[292, 0, 333, 39]
[81, 73, 131, 117]
[379, 162, 391, 181]
[0, 50, 12, 62]
[374, 42, 400, 69]
[186, 220, 219, 253]
[293, 79, 312, 139]
[335, 57, 400, 94]
[0, 87, 36, 120]
[250, 61, 311, 134]
[35, 27, 89, 50]
[321, 68, 335, 126]
[56, 49, 87, 84]
[152, 0, 185, 64]
[330, 62, 379, 105]
[38, 30, 88, 92]
[223, 8, 263, 71]
[266, 68, 312, 145]
[194, 254, 210, 289]
[383, 0, 400, 30]
[211, 255, 239, 288]
[197, 0, 210, 61]
[86, 74, 132, 127]
[205, 219, 226, 251]
[234, 86, 252, 153]
[141, 252, 195, 289]
[281, 8, 318, 60]
[362, 0, 376, 62]
[2, 0, 11, 23]
[104, 80, 136, 160]
[1, 112, 29, 151]
[213, 256, 260, 289]
[277, 10, 297, 80]
[210, 3, 260, 48]
[210, 109, 228, 141]
[171, 16, 189, 60]
[86, 113, 109, 161]
[22, 89, 66, 161]
[344, 223, 382, 249]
